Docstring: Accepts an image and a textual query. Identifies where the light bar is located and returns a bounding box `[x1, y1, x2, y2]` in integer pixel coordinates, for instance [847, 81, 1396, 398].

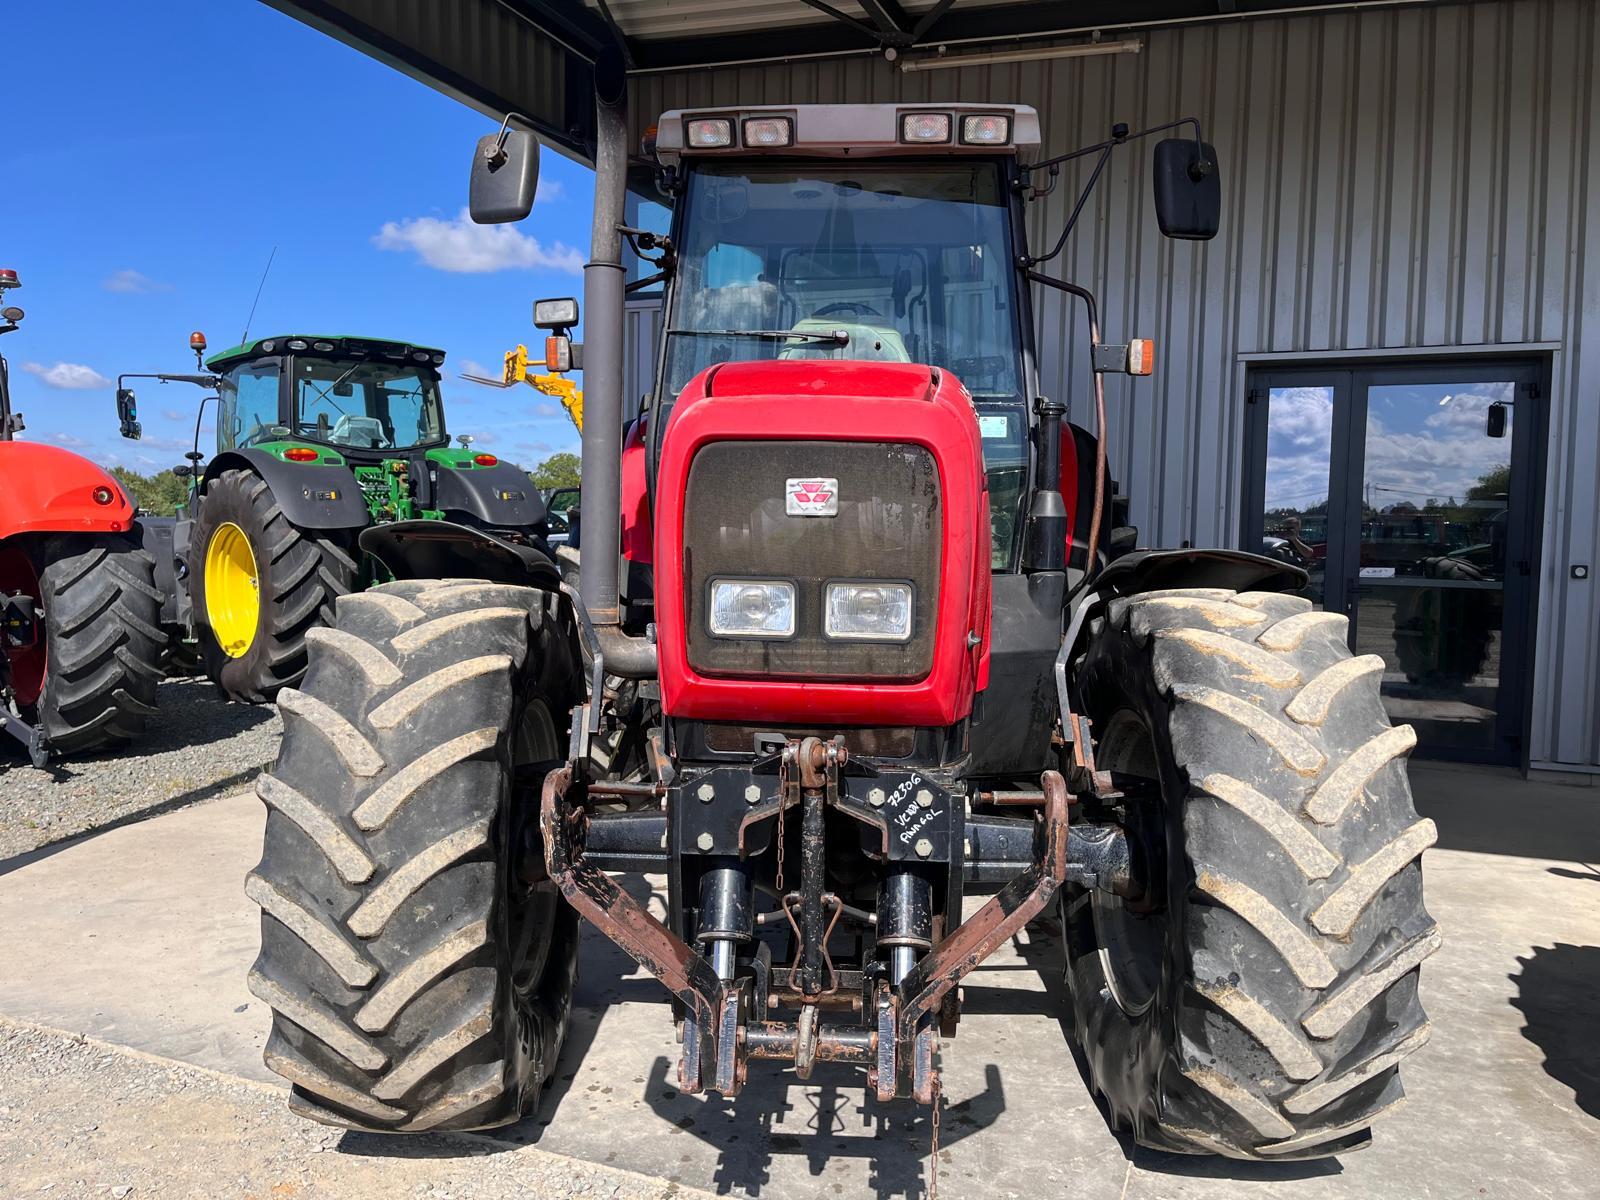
[960, 114, 1012, 145]
[900, 112, 952, 143]
[686, 117, 734, 148]
[742, 116, 793, 147]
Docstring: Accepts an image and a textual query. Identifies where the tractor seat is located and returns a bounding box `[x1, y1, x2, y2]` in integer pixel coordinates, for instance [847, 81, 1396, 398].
[329, 415, 387, 448]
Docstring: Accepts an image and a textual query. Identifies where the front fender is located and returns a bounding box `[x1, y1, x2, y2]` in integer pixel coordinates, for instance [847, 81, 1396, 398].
[0, 442, 137, 537]
[1089, 547, 1308, 599]
[359, 520, 559, 589]
[433, 461, 546, 529]
[202, 449, 369, 531]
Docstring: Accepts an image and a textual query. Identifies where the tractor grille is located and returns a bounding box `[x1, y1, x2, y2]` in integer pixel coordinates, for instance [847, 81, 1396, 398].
[683, 440, 941, 681]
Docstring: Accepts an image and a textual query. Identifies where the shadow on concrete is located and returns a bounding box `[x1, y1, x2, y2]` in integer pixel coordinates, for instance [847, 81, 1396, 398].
[623, 1054, 1003, 1199]
[0, 765, 267, 879]
[474, 869, 1010, 1197]
[1509, 943, 1600, 1121]
[1013, 914, 1342, 1183]
[1409, 764, 1600, 862]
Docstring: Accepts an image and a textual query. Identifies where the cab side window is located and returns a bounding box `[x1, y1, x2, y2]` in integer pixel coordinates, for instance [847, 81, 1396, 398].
[218, 363, 281, 450]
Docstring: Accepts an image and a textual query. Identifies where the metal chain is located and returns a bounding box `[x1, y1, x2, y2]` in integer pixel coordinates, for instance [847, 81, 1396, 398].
[774, 799, 787, 893]
[929, 1072, 942, 1200]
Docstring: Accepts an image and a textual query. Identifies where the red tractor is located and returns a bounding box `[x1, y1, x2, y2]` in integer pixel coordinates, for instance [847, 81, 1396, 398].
[0, 270, 163, 765]
[248, 91, 1438, 1162]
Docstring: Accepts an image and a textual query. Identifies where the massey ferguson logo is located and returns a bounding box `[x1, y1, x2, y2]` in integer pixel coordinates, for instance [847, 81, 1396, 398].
[786, 477, 839, 517]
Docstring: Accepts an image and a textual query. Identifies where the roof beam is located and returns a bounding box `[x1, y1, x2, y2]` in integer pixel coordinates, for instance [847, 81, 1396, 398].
[796, 0, 884, 44]
[858, 0, 915, 44]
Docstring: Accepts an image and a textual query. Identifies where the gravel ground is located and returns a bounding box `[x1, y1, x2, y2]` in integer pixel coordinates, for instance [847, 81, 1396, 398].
[0, 1017, 704, 1200]
[1, 679, 281, 862]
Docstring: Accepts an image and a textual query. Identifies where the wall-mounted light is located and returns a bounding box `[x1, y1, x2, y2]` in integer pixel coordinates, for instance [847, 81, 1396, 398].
[900, 38, 1142, 73]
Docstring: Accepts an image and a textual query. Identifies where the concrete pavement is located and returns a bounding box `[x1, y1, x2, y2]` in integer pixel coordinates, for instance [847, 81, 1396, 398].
[0, 762, 1595, 1198]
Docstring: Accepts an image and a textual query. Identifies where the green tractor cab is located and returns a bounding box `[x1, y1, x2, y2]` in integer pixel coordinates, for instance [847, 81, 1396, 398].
[119, 332, 554, 702]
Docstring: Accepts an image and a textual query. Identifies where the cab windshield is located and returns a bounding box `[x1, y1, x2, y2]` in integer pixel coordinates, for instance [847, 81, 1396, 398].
[664, 161, 1029, 567]
[292, 358, 446, 451]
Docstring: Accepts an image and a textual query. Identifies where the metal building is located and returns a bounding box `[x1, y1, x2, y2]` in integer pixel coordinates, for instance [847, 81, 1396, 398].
[267, 0, 1599, 773]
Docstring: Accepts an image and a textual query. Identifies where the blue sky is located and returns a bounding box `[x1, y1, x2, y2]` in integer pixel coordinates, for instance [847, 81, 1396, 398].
[3, 0, 593, 473]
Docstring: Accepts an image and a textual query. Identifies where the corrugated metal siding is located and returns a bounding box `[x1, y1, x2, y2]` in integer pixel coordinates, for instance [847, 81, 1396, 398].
[629, 0, 1600, 767]
[264, 0, 584, 151]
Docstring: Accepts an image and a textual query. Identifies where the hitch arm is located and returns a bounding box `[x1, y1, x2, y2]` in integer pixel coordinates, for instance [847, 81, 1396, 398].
[541, 766, 731, 1091]
[889, 771, 1070, 1100]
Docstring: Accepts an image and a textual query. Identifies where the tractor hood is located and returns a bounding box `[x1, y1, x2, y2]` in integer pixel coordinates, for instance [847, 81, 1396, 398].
[652, 359, 992, 728]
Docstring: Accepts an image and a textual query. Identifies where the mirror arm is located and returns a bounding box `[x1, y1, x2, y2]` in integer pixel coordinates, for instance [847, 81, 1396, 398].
[626, 272, 667, 295]
[191, 394, 215, 468]
[484, 111, 533, 168]
[1021, 115, 1212, 205]
[1021, 142, 1114, 268]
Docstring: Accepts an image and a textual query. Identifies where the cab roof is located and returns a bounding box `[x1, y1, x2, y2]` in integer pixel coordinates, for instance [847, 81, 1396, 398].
[205, 334, 447, 372]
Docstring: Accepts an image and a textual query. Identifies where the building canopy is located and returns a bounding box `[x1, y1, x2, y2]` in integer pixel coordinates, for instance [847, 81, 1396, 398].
[263, 0, 1425, 160]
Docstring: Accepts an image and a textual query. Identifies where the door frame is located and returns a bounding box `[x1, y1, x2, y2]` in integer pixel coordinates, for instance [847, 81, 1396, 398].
[1242, 355, 1550, 767]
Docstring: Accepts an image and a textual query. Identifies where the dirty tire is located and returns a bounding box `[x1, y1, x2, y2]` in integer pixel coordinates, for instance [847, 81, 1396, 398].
[1063, 587, 1439, 1159]
[248, 578, 582, 1132]
[192, 468, 358, 703]
[28, 532, 164, 752]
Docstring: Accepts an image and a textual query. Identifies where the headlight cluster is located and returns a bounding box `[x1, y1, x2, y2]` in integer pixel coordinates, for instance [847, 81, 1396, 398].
[708, 579, 913, 643]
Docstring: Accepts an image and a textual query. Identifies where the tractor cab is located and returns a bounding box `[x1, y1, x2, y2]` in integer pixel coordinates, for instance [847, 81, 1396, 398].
[654, 107, 1038, 572]
[204, 335, 450, 460]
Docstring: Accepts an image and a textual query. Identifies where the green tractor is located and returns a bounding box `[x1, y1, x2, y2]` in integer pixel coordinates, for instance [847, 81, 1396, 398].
[118, 331, 556, 702]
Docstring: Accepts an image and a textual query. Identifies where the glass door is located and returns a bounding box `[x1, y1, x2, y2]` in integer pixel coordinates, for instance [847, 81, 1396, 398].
[1244, 362, 1541, 764]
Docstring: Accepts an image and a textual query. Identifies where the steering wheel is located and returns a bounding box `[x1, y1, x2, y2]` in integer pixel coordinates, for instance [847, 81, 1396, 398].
[813, 301, 884, 319]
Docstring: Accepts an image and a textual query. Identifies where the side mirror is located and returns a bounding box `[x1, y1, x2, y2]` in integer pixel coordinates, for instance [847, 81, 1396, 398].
[470, 127, 540, 224]
[1486, 401, 1508, 438]
[1152, 138, 1221, 241]
[116, 387, 142, 440]
[172, 464, 194, 480]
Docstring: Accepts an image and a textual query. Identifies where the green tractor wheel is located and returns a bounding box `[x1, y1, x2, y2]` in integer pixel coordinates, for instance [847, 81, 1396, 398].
[191, 469, 358, 703]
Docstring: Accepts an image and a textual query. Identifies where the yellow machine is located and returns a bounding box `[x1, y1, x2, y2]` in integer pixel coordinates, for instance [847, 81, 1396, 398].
[498, 343, 583, 432]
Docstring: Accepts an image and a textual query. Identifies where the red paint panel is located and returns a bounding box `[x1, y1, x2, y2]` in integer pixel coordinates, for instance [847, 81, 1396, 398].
[0, 443, 135, 538]
[654, 361, 991, 728]
[620, 416, 652, 564]
[1059, 422, 1081, 560]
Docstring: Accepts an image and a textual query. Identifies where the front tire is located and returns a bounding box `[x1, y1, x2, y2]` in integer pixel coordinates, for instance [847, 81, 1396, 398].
[248, 578, 581, 1131]
[11, 533, 164, 754]
[1064, 587, 1440, 1159]
[191, 468, 358, 703]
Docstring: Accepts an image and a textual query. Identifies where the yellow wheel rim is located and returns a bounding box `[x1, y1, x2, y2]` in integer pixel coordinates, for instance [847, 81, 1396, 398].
[205, 521, 260, 658]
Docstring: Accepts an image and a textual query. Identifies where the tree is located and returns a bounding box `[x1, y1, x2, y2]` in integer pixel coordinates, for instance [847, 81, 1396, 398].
[109, 465, 189, 515]
[1468, 463, 1511, 501]
[529, 451, 581, 491]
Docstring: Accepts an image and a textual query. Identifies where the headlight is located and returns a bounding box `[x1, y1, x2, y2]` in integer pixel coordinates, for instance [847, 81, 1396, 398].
[825, 582, 913, 642]
[708, 579, 796, 638]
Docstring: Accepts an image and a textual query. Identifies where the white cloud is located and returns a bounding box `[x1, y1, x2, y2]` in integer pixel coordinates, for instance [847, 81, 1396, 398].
[536, 179, 563, 203]
[373, 207, 583, 274]
[48, 432, 91, 448]
[103, 269, 171, 294]
[22, 361, 112, 389]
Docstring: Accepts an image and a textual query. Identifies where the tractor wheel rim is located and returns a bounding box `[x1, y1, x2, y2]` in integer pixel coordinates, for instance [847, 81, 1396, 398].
[1088, 708, 1165, 1018]
[205, 521, 260, 658]
[0, 545, 46, 708]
